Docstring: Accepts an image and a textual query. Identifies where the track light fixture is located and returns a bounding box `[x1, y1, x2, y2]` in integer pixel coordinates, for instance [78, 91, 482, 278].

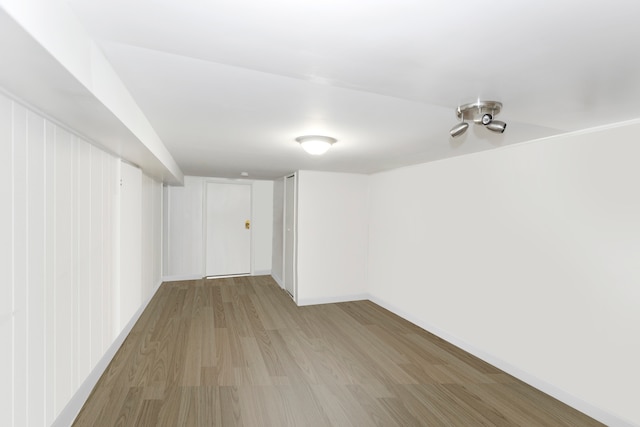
[449, 100, 507, 137]
[486, 120, 507, 133]
[449, 121, 469, 137]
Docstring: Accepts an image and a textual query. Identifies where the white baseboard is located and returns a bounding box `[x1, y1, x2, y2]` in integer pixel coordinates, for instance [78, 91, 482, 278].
[162, 272, 273, 282]
[52, 280, 163, 427]
[271, 273, 284, 289]
[367, 294, 635, 427]
[252, 269, 272, 276]
[297, 293, 368, 307]
[161, 274, 202, 282]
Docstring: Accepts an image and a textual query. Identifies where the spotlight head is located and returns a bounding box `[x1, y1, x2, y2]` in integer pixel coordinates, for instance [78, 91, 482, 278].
[450, 100, 506, 137]
[449, 122, 469, 137]
[486, 120, 507, 133]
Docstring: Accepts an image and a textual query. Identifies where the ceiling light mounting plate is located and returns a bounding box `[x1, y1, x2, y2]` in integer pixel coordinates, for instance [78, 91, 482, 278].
[456, 100, 502, 124]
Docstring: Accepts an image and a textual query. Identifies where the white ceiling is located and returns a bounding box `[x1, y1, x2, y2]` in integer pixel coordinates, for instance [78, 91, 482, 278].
[65, 0, 640, 179]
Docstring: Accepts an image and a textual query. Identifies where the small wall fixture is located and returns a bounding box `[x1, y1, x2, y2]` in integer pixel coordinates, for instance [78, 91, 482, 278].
[449, 100, 507, 137]
[296, 135, 337, 155]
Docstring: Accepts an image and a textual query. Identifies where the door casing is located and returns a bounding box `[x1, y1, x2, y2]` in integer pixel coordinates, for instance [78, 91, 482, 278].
[283, 174, 297, 300]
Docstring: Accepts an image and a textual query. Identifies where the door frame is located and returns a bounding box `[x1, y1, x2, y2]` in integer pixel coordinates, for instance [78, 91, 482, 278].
[282, 173, 297, 301]
[202, 179, 253, 278]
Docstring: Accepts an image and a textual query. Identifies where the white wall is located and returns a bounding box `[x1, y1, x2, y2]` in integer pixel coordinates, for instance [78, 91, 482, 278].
[296, 170, 369, 305]
[118, 162, 142, 331]
[141, 173, 163, 301]
[271, 177, 284, 286]
[367, 122, 640, 426]
[164, 177, 274, 278]
[164, 176, 204, 278]
[0, 90, 164, 426]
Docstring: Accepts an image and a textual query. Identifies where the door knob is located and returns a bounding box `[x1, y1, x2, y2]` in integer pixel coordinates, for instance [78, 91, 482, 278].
[245, 220, 251, 229]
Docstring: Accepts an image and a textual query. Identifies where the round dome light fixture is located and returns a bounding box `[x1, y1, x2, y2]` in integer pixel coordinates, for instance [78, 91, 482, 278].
[296, 135, 337, 155]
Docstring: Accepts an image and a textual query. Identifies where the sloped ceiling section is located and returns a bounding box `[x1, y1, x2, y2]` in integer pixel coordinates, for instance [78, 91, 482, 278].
[8, 0, 640, 179]
[0, 1, 184, 184]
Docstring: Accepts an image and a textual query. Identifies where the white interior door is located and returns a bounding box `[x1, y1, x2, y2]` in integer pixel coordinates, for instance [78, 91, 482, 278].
[284, 175, 296, 297]
[205, 182, 251, 277]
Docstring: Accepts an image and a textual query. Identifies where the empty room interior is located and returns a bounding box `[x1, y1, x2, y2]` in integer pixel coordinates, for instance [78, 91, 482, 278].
[1, 0, 639, 426]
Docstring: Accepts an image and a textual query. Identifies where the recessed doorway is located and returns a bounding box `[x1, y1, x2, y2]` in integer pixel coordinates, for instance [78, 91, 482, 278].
[204, 182, 252, 277]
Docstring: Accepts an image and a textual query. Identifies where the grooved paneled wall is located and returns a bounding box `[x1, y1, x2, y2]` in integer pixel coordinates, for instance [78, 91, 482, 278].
[0, 90, 163, 426]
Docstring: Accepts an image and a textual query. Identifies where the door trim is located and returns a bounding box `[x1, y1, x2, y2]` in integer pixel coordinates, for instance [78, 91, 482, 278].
[283, 173, 297, 302]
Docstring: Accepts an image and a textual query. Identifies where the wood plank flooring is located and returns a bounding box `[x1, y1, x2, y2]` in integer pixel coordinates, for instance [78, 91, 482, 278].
[73, 276, 603, 426]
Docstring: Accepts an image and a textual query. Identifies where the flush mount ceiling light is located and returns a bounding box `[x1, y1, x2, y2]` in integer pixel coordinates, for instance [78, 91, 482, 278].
[449, 100, 507, 137]
[295, 135, 337, 155]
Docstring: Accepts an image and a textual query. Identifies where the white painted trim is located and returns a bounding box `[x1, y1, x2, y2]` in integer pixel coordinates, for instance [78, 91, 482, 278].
[282, 173, 288, 301]
[52, 281, 163, 427]
[163, 271, 272, 282]
[204, 274, 250, 279]
[297, 293, 369, 307]
[271, 273, 284, 289]
[283, 173, 298, 303]
[201, 178, 207, 279]
[165, 184, 171, 278]
[367, 294, 636, 427]
[252, 270, 272, 276]
[161, 274, 202, 282]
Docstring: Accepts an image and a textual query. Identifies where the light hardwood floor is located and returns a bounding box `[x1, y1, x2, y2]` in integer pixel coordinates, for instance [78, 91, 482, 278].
[73, 276, 603, 426]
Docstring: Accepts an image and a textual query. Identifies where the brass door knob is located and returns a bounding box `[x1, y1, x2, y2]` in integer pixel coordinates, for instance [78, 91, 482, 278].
[245, 220, 251, 229]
